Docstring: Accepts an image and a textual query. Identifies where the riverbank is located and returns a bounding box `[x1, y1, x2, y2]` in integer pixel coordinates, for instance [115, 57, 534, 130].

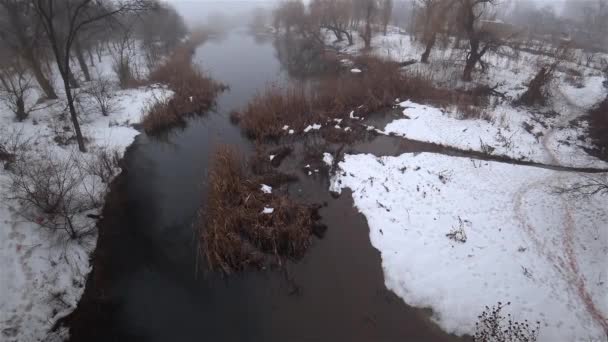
[316, 27, 608, 340]
[63, 29, 475, 342]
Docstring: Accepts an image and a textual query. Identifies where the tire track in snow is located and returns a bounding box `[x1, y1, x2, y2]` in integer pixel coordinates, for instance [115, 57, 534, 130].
[514, 88, 608, 336]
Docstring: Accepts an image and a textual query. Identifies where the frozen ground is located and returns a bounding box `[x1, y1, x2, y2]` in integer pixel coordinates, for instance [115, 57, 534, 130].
[0, 52, 171, 341]
[329, 153, 608, 341]
[382, 98, 607, 169]
[326, 28, 608, 341]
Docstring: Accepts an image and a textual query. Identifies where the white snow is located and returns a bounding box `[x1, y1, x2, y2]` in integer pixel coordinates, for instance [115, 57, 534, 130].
[322, 152, 334, 167]
[349, 110, 361, 120]
[269, 155, 276, 161]
[261, 207, 274, 214]
[382, 100, 607, 169]
[260, 184, 272, 194]
[329, 152, 608, 341]
[288, 129, 295, 135]
[282, 125, 289, 130]
[303, 123, 322, 133]
[350, 68, 362, 73]
[0, 51, 172, 341]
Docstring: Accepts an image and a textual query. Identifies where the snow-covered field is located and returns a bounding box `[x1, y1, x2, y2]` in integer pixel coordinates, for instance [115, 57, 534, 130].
[326, 28, 608, 341]
[382, 98, 607, 169]
[0, 54, 171, 341]
[329, 153, 608, 341]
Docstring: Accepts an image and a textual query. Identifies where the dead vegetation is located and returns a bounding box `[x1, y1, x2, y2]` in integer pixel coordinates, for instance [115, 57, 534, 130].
[474, 302, 540, 342]
[142, 43, 226, 135]
[516, 65, 556, 107]
[236, 56, 482, 140]
[587, 96, 608, 161]
[198, 145, 320, 275]
[7, 152, 104, 239]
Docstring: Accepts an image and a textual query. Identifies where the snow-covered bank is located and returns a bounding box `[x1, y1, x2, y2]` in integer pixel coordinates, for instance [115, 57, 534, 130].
[382, 100, 608, 169]
[329, 152, 608, 341]
[0, 82, 171, 341]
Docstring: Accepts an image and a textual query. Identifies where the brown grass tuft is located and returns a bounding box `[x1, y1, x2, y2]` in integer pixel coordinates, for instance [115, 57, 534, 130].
[142, 42, 226, 134]
[237, 56, 479, 140]
[199, 145, 316, 274]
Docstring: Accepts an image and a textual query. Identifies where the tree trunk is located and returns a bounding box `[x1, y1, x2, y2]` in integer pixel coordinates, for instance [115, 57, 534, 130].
[88, 48, 95, 67]
[74, 41, 91, 82]
[332, 29, 343, 42]
[421, 32, 437, 63]
[24, 50, 58, 99]
[68, 68, 80, 88]
[463, 55, 477, 81]
[345, 31, 353, 45]
[463, 39, 480, 81]
[61, 67, 86, 152]
[363, 20, 372, 49]
[3, 2, 57, 99]
[16, 97, 26, 121]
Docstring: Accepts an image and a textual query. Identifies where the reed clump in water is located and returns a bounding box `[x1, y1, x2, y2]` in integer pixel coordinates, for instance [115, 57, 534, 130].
[199, 145, 317, 275]
[236, 55, 480, 141]
[142, 42, 226, 135]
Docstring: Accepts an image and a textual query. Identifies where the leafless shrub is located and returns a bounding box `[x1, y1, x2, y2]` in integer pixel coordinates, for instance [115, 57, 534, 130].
[198, 145, 318, 275]
[83, 148, 122, 185]
[7, 151, 106, 239]
[84, 77, 119, 117]
[555, 175, 608, 197]
[563, 67, 585, 88]
[110, 24, 144, 89]
[0, 127, 32, 168]
[446, 216, 468, 243]
[0, 59, 39, 121]
[479, 138, 495, 154]
[516, 65, 556, 107]
[517, 47, 573, 107]
[474, 302, 540, 342]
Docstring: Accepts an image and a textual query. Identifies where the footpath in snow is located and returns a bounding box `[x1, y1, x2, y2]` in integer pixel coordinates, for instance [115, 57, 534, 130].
[329, 152, 608, 341]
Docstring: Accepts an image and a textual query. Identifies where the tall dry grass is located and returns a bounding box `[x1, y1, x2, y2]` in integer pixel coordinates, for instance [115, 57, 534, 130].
[199, 146, 315, 274]
[237, 56, 479, 140]
[142, 42, 226, 135]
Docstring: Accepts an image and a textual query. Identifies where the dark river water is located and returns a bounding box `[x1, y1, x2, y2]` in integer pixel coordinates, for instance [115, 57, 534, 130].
[69, 30, 468, 342]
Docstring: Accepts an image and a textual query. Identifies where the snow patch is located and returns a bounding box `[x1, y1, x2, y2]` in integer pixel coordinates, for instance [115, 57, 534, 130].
[329, 152, 608, 341]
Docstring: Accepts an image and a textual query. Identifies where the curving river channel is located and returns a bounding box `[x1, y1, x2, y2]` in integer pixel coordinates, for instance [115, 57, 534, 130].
[68, 29, 468, 342]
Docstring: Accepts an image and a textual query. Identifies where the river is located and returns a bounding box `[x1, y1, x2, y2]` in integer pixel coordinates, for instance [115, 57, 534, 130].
[68, 29, 467, 342]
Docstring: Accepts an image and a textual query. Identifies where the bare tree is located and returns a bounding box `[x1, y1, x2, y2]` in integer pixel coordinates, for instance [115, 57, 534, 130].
[84, 76, 118, 116]
[417, 0, 456, 63]
[274, 0, 307, 34]
[359, 0, 377, 49]
[0, 0, 58, 99]
[380, 0, 393, 35]
[110, 21, 139, 88]
[457, 0, 503, 81]
[0, 57, 35, 121]
[34, 0, 154, 152]
[311, 0, 355, 45]
[8, 152, 101, 239]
